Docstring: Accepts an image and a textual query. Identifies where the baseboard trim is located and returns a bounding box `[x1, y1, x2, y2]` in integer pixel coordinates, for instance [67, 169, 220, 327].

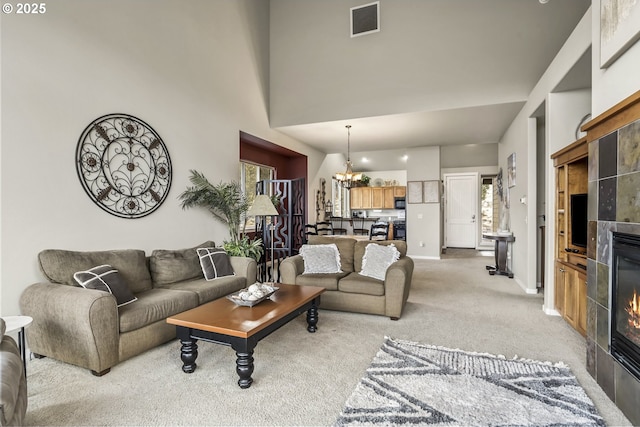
[408, 254, 441, 260]
[514, 276, 539, 295]
[543, 306, 561, 316]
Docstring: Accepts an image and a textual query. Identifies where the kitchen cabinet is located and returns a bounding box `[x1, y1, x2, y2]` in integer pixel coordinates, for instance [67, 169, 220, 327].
[350, 186, 406, 210]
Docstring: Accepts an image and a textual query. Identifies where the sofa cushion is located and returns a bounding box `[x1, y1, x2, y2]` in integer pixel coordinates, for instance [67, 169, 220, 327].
[360, 243, 401, 280]
[197, 247, 235, 280]
[149, 241, 215, 286]
[39, 249, 153, 293]
[156, 276, 245, 305]
[118, 288, 198, 333]
[73, 265, 138, 307]
[300, 244, 342, 274]
[338, 272, 385, 296]
[293, 272, 349, 291]
[354, 240, 407, 272]
[307, 236, 356, 272]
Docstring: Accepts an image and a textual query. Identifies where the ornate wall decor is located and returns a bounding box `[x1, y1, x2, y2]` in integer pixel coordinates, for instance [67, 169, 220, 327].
[76, 114, 172, 218]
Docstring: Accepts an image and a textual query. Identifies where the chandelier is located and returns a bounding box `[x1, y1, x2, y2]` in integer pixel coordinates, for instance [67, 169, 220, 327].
[334, 125, 362, 190]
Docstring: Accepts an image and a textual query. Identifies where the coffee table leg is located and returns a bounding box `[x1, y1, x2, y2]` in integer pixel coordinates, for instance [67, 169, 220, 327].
[306, 300, 319, 333]
[180, 338, 198, 373]
[235, 350, 254, 388]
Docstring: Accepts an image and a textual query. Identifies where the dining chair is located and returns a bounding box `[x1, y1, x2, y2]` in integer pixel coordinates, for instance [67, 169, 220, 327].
[330, 216, 347, 235]
[369, 222, 389, 240]
[304, 224, 317, 243]
[315, 221, 334, 235]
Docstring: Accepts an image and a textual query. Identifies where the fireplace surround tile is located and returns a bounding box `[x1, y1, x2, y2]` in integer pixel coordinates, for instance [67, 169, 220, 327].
[598, 178, 617, 221]
[587, 297, 597, 340]
[596, 345, 616, 401]
[588, 181, 598, 222]
[596, 262, 609, 307]
[616, 171, 640, 223]
[597, 221, 616, 264]
[615, 362, 640, 426]
[588, 220, 597, 259]
[587, 258, 597, 301]
[599, 132, 618, 179]
[589, 140, 598, 182]
[596, 303, 610, 350]
[618, 120, 640, 175]
[587, 337, 596, 376]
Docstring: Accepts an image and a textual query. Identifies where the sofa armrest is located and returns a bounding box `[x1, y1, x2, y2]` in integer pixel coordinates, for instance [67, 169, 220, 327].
[383, 257, 415, 319]
[19, 282, 120, 374]
[1, 333, 27, 426]
[280, 255, 304, 284]
[229, 256, 257, 286]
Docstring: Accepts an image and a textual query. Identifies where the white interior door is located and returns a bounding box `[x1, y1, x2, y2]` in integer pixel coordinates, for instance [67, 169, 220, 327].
[445, 173, 478, 248]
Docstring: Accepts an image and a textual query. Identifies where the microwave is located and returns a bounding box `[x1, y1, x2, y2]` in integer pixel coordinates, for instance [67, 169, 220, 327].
[394, 198, 406, 209]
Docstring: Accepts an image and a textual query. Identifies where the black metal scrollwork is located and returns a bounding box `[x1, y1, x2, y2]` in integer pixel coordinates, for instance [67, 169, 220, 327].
[76, 113, 172, 218]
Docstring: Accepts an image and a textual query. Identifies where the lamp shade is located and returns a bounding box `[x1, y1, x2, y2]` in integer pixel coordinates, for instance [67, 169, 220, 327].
[247, 194, 278, 216]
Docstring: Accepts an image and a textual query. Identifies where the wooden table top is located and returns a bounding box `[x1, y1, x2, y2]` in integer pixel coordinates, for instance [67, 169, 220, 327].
[166, 284, 325, 339]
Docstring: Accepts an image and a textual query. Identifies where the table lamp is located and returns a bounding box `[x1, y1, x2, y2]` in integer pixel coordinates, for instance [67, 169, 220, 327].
[247, 194, 279, 282]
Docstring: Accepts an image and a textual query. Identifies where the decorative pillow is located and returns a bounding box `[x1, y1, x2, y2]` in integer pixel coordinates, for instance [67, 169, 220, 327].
[359, 243, 401, 281]
[150, 240, 215, 286]
[73, 265, 138, 307]
[197, 248, 236, 281]
[299, 244, 342, 274]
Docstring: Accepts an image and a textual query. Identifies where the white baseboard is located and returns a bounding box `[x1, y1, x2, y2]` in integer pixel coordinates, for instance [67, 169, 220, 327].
[408, 254, 441, 260]
[514, 276, 539, 294]
[543, 306, 561, 316]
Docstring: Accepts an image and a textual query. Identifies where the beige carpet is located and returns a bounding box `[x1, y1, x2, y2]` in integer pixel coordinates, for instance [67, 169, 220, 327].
[23, 250, 631, 426]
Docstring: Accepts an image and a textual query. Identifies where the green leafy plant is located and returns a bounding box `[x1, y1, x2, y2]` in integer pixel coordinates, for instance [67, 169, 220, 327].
[222, 235, 263, 260]
[178, 170, 263, 260]
[360, 174, 371, 186]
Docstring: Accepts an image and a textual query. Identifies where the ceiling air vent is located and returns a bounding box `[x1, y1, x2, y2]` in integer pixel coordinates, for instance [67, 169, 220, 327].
[351, 1, 380, 38]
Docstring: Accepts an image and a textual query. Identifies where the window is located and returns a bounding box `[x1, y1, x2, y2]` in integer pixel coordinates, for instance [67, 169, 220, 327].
[241, 162, 274, 230]
[331, 179, 350, 218]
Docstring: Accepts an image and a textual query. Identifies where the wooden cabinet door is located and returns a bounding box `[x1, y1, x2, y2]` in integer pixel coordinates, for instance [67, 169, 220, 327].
[371, 188, 384, 208]
[394, 186, 406, 197]
[361, 187, 372, 209]
[350, 188, 362, 209]
[554, 262, 566, 316]
[383, 187, 395, 208]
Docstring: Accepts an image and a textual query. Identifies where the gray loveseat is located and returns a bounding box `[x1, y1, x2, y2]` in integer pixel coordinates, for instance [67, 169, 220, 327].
[20, 241, 256, 376]
[1, 318, 27, 426]
[280, 236, 413, 320]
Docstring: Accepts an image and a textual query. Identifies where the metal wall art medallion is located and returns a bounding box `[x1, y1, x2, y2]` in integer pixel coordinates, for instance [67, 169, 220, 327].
[76, 114, 172, 218]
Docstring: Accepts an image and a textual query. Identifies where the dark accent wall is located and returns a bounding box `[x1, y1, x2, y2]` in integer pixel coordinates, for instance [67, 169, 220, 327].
[586, 118, 640, 426]
[239, 131, 307, 180]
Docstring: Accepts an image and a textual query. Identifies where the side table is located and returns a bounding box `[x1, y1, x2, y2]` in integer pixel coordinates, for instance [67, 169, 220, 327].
[483, 232, 515, 278]
[2, 315, 33, 375]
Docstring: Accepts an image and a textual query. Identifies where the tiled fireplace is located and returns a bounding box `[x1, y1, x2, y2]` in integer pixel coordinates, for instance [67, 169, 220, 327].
[585, 92, 640, 425]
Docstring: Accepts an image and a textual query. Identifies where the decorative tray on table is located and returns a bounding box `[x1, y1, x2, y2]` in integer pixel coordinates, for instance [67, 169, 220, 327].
[226, 282, 279, 307]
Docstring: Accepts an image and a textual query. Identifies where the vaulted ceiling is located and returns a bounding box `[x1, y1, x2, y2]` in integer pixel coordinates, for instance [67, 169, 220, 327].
[269, 0, 591, 170]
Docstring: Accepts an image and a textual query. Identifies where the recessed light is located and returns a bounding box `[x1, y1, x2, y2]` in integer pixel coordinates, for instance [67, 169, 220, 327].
[402, 155, 408, 161]
[361, 157, 369, 163]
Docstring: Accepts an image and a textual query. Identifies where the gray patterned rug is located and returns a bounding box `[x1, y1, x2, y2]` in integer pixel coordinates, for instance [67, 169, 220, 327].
[335, 337, 605, 426]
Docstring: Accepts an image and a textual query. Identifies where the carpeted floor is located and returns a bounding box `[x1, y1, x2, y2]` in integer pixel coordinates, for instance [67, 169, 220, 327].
[23, 250, 632, 426]
[336, 337, 605, 426]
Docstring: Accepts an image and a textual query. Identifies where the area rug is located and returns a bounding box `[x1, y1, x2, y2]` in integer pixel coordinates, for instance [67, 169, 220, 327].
[335, 337, 605, 426]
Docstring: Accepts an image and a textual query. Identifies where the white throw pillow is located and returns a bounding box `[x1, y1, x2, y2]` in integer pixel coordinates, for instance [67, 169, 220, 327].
[299, 244, 342, 274]
[360, 243, 400, 281]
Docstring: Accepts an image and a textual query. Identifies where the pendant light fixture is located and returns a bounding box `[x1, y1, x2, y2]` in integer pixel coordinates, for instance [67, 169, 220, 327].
[334, 125, 362, 190]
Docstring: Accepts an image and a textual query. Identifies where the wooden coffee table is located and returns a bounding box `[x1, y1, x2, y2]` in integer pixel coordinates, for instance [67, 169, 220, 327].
[166, 284, 325, 388]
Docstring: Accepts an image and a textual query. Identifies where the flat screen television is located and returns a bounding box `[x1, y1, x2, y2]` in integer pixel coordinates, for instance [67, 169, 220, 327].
[570, 193, 588, 248]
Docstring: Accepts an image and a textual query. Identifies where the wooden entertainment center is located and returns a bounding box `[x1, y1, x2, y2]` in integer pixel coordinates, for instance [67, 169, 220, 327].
[551, 137, 588, 336]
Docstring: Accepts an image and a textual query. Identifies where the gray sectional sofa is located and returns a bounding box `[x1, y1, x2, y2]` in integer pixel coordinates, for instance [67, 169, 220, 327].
[280, 236, 413, 320]
[19, 241, 256, 376]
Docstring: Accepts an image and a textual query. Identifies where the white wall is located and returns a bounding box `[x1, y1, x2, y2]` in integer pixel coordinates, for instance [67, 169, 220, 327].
[0, 0, 323, 316]
[406, 146, 441, 258]
[592, 0, 640, 116]
[499, 7, 592, 295]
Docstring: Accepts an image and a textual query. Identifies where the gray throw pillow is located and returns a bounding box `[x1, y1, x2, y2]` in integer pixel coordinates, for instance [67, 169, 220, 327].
[197, 248, 235, 281]
[73, 265, 138, 307]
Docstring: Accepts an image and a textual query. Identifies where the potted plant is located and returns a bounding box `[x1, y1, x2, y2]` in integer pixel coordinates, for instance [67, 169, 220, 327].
[360, 174, 371, 186]
[178, 170, 264, 261]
